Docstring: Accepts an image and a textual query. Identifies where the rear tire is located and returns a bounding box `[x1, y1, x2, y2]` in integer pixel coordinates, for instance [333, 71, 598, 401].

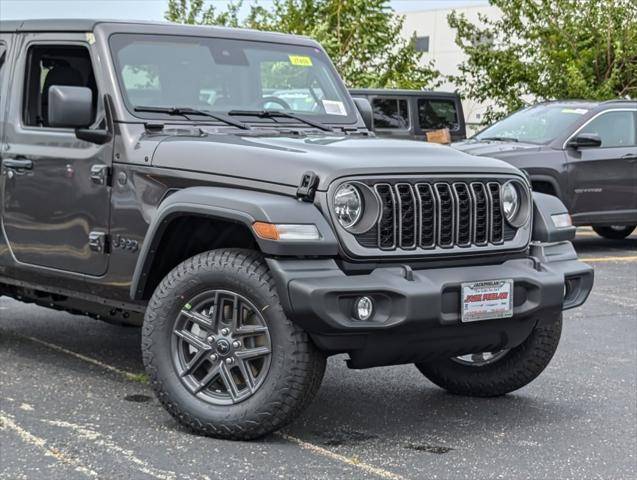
[415, 316, 562, 397]
[593, 225, 636, 240]
[142, 248, 326, 440]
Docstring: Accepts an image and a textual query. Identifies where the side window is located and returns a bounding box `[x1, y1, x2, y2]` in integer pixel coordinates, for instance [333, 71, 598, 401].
[372, 98, 409, 129]
[23, 44, 98, 127]
[418, 99, 459, 131]
[579, 111, 636, 147]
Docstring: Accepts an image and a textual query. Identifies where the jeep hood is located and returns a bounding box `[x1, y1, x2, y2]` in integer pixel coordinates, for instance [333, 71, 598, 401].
[151, 134, 523, 190]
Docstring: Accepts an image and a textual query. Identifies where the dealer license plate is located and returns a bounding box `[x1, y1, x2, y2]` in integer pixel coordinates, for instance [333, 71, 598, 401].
[461, 279, 513, 322]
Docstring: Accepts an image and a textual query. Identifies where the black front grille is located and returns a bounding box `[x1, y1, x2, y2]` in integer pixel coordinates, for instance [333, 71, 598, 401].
[358, 180, 512, 251]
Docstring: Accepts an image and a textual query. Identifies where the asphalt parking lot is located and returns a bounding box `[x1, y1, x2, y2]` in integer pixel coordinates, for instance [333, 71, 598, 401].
[1, 228, 635, 480]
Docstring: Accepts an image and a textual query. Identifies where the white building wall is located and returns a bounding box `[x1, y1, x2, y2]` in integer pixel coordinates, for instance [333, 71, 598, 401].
[401, 5, 501, 135]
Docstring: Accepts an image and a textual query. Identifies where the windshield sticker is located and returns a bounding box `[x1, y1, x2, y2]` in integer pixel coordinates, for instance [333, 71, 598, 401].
[289, 55, 313, 67]
[322, 100, 347, 116]
[86, 33, 95, 45]
[561, 108, 588, 114]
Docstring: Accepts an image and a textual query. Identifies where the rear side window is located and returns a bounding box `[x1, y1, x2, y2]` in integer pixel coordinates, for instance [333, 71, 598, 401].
[418, 99, 459, 131]
[579, 110, 636, 147]
[23, 44, 98, 127]
[372, 98, 409, 129]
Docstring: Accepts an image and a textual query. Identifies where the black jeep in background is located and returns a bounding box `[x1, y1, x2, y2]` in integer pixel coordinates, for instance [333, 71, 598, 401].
[453, 100, 637, 239]
[349, 88, 466, 142]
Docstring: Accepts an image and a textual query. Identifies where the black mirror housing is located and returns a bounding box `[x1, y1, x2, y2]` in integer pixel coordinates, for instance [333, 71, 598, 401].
[48, 85, 93, 129]
[567, 133, 602, 149]
[352, 97, 373, 131]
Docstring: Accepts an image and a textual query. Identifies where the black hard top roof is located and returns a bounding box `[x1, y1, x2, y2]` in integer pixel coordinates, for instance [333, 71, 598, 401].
[349, 88, 460, 98]
[0, 19, 318, 46]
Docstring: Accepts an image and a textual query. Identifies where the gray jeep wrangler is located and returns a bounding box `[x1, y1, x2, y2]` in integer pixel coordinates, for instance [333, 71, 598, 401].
[0, 20, 593, 440]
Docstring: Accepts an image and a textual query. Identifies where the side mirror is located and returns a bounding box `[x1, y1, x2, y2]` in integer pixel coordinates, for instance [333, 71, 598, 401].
[48, 85, 93, 129]
[567, 133, 602, 149]
[352, 97, 373, 131]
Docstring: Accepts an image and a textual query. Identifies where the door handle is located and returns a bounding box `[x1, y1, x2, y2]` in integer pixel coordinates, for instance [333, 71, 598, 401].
[3, 158, 34, 170]
[621, 153, 637, 160]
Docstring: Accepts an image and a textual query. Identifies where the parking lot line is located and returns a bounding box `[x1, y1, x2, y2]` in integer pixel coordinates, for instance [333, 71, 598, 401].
[42, 419, 189, 480]
[21, 334, 139, 379]
[279, 433, 407, 480]
[0, 411, 99, 478]
[581, 255, 637, 262]
[18, 334, 409, 480]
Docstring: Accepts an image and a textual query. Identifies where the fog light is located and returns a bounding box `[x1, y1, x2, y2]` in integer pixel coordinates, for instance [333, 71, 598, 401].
[353, 296, 374, 321]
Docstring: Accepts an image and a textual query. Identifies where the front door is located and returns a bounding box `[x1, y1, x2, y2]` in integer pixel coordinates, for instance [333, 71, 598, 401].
[1, 34, 112, 276]
[566, 109, 637, 225]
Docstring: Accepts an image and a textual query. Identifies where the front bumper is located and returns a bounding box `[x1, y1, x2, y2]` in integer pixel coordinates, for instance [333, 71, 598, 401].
[267, 241, 593, 368]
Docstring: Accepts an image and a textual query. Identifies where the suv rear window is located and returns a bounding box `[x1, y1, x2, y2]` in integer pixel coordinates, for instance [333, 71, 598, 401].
[418, 99, 459, 131]
[372, 98, 409, 129]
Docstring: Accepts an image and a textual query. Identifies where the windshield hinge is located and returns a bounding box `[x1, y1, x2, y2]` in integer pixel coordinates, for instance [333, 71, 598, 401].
[296, 171, 319, 202]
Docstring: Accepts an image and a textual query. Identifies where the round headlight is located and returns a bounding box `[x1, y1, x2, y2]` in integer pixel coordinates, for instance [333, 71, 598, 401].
[334, 183, 363, 229]
[501, 181, 520, 223]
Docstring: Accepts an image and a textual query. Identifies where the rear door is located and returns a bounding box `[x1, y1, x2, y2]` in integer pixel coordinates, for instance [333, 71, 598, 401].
[565, 108, 637, 225]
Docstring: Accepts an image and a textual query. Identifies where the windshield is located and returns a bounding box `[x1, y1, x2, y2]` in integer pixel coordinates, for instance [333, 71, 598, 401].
[474, 105, 589, 144]
[109, 34, 355, 123]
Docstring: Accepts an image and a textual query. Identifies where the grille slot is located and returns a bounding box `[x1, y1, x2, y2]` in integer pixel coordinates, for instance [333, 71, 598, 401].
[434, 183, 455, 248]
[470, 182, 489, 245]
[375, 184, 396, 250]
[487, 182, 504, 244]
[452, 183, 472, 247]
[395, 184, 417, 249]
[359, 179, 518, 252]
[416, 184, 436, 248]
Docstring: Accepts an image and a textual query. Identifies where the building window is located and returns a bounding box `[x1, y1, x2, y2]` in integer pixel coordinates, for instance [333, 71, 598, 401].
[415, 36, 429, 52]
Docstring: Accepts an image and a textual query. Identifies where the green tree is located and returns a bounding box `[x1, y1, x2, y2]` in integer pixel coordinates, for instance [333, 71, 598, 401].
[165, 0, 440, 89]
[449, 0, 637, 123]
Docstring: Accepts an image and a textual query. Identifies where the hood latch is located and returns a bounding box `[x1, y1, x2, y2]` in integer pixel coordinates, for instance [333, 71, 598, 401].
[296, 171, 319, 202]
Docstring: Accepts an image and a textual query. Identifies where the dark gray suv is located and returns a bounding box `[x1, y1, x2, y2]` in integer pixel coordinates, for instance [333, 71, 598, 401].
[0, 20, 593, 440]
[453, 100, 637, 239]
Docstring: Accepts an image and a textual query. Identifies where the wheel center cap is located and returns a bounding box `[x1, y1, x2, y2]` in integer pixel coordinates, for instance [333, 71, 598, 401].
[215, 339, 231, 356]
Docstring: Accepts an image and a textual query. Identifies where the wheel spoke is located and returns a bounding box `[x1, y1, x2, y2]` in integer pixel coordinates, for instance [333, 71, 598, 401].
[234, 325, 269, 336]
[230, 295, 241, 332]
[219, 363, 240, 401]
[181, 349, 209, 377]
[235, 346, 271, 360]
[181, 309, 214, 329]
[174, 329, 210, 351]
[193, 364, 221, 394]
[236, 358, 256, 392]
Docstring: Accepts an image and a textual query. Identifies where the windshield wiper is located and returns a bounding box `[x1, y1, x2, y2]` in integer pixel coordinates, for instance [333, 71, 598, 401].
[134, 106, 251, 130]
[479, 136, 519, 142]
[228, 109, 333, 132]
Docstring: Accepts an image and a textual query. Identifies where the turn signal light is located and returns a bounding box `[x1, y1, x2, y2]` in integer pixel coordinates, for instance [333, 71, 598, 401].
[253, 222, 320, 241]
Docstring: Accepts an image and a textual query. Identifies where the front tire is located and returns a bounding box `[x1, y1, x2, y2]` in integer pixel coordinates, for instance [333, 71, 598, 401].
[142, 249, 326, 440]
[593, 225, 636, 239]
[415, 316, 562, 397]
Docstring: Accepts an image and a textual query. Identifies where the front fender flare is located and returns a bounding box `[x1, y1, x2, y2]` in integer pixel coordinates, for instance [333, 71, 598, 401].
[130, 187, 338, 300]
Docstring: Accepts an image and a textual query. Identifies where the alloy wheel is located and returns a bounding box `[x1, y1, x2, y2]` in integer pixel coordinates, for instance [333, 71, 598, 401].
[171, 290, 272, 405]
